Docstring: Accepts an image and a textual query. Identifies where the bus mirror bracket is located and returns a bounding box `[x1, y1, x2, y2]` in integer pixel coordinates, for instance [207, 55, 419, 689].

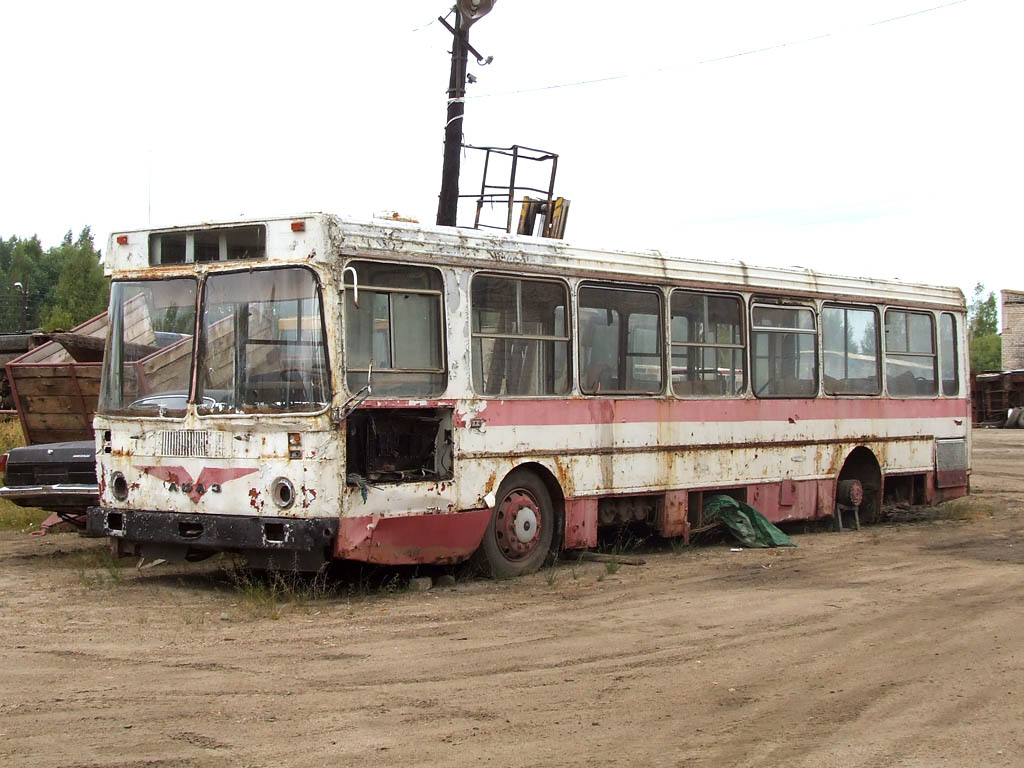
[333, 361, 373, 424]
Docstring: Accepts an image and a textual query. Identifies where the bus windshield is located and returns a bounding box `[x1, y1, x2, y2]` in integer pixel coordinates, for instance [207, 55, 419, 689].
[99, 278, 198, 416]
[196, 267, 330, 414]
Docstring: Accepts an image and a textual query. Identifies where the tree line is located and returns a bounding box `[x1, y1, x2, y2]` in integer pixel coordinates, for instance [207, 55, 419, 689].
[0, 228, 109, 334]
[968, 283, 1001, 372]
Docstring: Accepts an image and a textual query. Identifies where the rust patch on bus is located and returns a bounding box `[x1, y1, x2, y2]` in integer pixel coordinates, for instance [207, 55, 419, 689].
[563, 498, 597, 549]
[300, 485, 318, 509]
[552, 458, 574, 497]
[248, 487, 264, 513]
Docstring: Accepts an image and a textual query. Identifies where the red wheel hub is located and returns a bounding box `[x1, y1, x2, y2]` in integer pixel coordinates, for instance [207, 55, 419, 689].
[494, 489, 543, 560]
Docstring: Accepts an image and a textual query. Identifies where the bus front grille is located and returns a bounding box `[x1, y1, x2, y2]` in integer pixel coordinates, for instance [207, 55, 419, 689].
[160, 430, 220, 458]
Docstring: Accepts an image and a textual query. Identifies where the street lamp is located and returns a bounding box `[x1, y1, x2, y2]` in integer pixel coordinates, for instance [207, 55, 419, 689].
[436, 0, 497, 227]
[12, 281, 27, 333]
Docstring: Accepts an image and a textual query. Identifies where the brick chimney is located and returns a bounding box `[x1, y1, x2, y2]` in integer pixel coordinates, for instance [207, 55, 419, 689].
[1002, 289, 1024, 370]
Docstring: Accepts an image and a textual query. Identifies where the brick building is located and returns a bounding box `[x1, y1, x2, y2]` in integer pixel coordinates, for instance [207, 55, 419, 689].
[1003, 289, 1024, 370]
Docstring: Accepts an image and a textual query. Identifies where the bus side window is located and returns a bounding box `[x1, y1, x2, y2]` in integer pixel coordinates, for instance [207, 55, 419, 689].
[939, 312, 959, 396]
[822, 305, 881, 396]
[670, 291, 745, 397]
[470, 275, 570, 397]
[578, 285, 663, 395]
[884, 309, 937, 397]
[750, 304, 818, 398]
[344, 261, 446, 396]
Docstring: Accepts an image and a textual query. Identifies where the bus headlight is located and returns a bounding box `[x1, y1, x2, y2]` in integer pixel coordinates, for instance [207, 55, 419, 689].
[111, 471, 129, 501]
[271, 477, 295, 510]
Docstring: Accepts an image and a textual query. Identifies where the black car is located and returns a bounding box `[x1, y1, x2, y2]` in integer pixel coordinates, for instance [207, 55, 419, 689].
[0, 440, 98, 519]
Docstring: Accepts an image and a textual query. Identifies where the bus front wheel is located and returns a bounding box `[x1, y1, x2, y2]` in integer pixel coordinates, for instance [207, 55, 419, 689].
[477, 469, 554, 578]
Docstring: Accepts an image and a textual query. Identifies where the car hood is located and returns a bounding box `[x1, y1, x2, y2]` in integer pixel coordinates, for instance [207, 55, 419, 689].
[6, 440, 96, 467]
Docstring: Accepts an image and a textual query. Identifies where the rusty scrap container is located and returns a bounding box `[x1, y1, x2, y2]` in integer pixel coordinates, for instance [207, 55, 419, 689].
[4, 314, 107, 445]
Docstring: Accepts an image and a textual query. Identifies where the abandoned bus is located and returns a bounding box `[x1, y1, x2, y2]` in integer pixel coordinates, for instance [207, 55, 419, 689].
[88, 214, 970, 575]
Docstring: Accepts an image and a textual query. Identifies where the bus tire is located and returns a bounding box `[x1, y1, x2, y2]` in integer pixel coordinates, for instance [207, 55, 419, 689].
[476, 469, 555, 578]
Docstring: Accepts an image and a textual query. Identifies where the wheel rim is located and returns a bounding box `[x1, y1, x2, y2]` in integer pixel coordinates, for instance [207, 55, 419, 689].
[494, 489, 543, 561]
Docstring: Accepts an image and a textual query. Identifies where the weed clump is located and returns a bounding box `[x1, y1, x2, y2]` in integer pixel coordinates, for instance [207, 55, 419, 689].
[0, 417, 50, 532]
[220, 560, 411, 620]
[72, 547, 127, 588]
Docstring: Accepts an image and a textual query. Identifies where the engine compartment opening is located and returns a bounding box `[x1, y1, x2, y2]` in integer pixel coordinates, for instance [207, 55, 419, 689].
[345, 408, 454, 485]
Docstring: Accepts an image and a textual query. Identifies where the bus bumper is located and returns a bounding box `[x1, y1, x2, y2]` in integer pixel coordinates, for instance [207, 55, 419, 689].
[87, 507, 338, 571]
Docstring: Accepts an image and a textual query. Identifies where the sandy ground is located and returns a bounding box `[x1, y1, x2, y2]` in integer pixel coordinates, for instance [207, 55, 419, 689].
[1, 429, 1022, 768]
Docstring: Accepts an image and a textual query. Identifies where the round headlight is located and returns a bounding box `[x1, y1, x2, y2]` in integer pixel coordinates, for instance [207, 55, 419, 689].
[111, 471, 129, 501]
[271, 477, 295, 509]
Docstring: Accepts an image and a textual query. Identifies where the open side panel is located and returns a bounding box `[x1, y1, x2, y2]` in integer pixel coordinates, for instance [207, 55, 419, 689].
[345, 408, 453, 485]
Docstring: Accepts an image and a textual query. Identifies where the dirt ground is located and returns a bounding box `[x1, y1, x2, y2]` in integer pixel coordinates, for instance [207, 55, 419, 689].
[1, 430, 1022, 768]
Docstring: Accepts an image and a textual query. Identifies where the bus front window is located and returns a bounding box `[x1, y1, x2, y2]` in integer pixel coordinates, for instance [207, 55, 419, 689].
[197, 267, 330, 414]
[99, 279, 198, 417]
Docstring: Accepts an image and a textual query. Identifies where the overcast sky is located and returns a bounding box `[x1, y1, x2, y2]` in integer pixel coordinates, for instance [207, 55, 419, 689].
[1, 0, 1020, 311]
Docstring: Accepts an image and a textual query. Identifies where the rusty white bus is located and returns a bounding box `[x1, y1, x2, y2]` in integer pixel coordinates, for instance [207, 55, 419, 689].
[87, 214, 970, 575]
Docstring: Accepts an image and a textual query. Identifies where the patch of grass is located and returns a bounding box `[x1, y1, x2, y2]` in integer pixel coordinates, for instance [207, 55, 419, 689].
[598, 528, 648, 555]
[938, 499, 995, 522]
[0, 416, 25, 452]
[220, 560, 410, 619]
[224, 563, 320, 619]
[73, 547, 127, 588]
[669, 536, 690, 556]
[0, 417, 50, 532]
[595, 528, 645, 576]
[544, 568, 558, 587]
[0, 501, 49, 532]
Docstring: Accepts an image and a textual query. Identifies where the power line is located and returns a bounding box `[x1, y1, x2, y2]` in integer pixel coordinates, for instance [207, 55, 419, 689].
[870, 0, 968, 26]
[468, 0, 972, 100]
[698, 32, 833, 64]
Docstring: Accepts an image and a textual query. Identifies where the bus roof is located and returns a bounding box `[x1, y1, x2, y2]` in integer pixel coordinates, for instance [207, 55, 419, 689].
[106, 212, 965, 310]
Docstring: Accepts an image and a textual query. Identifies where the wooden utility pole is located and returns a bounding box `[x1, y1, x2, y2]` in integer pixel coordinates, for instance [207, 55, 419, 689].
[436, 1, 496, 228]
[436, 18, 469, 228]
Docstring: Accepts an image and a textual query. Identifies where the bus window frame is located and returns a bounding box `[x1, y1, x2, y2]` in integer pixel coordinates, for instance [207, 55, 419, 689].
[749, 300, 819, 400]
[883, 307, 938, 398]
[668, 288, 747, 399]
[99, 275, 200, 420]
[821, 302, 882, 397]
[195, 263, 333, 418]
[577, 282, 665, 397]
[939, 311, 960, 397]
[342, 259, 448, 398]
[470, 272, 572, 399]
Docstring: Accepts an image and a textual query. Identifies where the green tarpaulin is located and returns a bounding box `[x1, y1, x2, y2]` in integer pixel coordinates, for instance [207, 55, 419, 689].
[703, 495, 796, 548]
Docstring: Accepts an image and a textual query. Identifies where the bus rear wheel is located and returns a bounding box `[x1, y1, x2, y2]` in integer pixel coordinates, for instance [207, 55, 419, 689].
[477, 469, 554, 578]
